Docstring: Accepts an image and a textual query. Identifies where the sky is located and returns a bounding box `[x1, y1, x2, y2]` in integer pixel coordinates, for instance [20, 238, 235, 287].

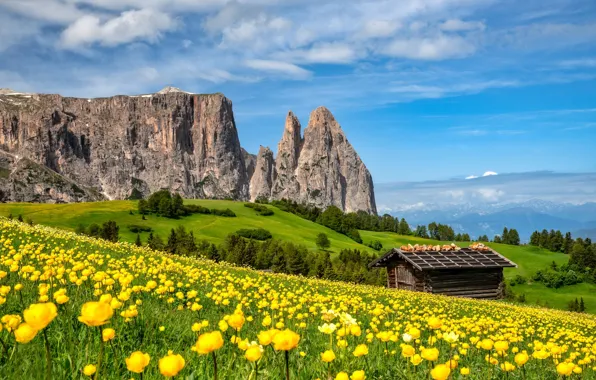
[0, 0, 595, 184]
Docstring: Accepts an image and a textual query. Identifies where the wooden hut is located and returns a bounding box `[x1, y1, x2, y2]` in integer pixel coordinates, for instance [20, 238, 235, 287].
[368, 243, 516, 299]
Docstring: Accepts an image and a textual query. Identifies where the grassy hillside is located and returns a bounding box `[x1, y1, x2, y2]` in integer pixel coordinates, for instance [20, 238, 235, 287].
[360, 230, 595, 312]
[1, 200, 594, 313]
[0, 200, 371, 254]
[1, 219, 595, 379]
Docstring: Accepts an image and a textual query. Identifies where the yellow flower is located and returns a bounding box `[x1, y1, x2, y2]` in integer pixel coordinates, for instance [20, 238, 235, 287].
[421, 348, 440, 362]
[353, 344, 369, 357]
[262, 315, 272, 327]
[228, 313, 245, 330]
[159, 353, 185, 377]
[55, 295, 69, 304]
[533, 350, 550, 360]
[480, 339, 494, 350]
[78, 302, 113, 327]
[273, 329, 300, 351]
[494, 341, 509, 353]
[321, 350, 336, 363]
[125, 351, 150, 373]
[195, 331, 224, 355]
[245, 345, 263, 362]
[500, 362, 515, 372]
[431, 364, 450, 380]
[83, 364, 97, 376]
[258, 329, 279, 346]
[556, 362, 574, 376]
[23, 302, 57, 331]
[218, 320, 228, 332]
[401, 344, 415, 358]
[102, 328, 115, 342]
[408, 327, 421, 339]
[335, 372, 349, 380]
[443, 332, 458, 344]
[460, 367, 470, 376]
[514, 352, 529, 366]
[350, 324, 362, 336]
[159, 326, 165, 332]
[14, 323, 38, 344]
[428, 317, 442, 329]
[350, 370, 366, 380]
[411, 354, 423, 366]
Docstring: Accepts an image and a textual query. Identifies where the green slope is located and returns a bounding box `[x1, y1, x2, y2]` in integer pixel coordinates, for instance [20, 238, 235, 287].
[0, 200, 371, 254]
[1, 200, 594, 313]
[360, 230, 595, 312]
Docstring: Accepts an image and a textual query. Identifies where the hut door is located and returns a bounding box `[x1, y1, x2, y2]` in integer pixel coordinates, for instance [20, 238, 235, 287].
[397, 265, 415, 290]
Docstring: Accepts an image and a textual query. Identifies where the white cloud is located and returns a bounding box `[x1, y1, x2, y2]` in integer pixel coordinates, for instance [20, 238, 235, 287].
[383, 34, 476, 60]
[440, 19, 485, 32]
[274, 43, 358, 64]
[60, 9, 177, 48]
[465, 175, 478, 179]
[360, 20, 400, 38]
[483, 171, 498, 177]
[244, 59, 312, 79]
[475, 188, 504, 201]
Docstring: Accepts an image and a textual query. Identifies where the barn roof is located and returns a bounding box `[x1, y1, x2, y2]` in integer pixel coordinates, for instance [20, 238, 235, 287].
[368, 247, 517, 271]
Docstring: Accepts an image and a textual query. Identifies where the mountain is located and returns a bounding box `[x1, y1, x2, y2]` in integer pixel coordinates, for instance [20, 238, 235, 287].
[0, 87, 376, 213]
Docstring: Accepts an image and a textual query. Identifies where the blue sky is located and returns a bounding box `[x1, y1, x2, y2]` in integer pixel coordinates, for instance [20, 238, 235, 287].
[1, 0, 595, 183]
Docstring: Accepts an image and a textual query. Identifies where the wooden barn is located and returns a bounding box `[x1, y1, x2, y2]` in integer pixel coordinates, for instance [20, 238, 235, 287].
[368, 243, 517, 299]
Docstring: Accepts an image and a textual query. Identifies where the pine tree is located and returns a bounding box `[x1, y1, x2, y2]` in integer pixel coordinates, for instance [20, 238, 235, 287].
[135, 233, 142, 247]
[563, 232, 573, 254]
[529, 231, 540, 246]
[508, 229, 520, 245]
[166, 228, 177, 253]
[398, 218, 410, 235]
[580, 297, 586, 312]
[502, 227, 509, 244]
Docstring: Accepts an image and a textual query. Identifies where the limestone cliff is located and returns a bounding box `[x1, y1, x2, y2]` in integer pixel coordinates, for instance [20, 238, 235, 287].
[249, 146, 275, 202]
[0, 89, 248, 200]
[271, 107, 376, 214]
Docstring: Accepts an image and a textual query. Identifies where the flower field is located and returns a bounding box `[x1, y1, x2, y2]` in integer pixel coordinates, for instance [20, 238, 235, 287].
[1, 219, 596, 380]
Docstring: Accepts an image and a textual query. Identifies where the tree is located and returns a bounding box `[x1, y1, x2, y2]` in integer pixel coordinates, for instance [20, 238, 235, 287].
[529, 231, 540, 246]
[100, 220, 119, 242]
[414, 225, 429, 239]
[508, 229, 520, 246]
[135, 234, 142, 247]
[316, 233, 331, 250]
[147, 232, 165, 251]
[172, 193, 184, 215]
[75, 224, 86, 235]
[397, 218, 410, 235]
[580, 297, 586, 312]
[138, 199, 149, 215]
[493, 235, 502, 244]
[428, 222, 439, 240]
[539, 229, 549, 248]
[502, 227, 509, 244]
[563, 232, 574, 254]
[87, 223, 101, 237]
[17, 214, 23, 222]
[158, 197, 174, 218]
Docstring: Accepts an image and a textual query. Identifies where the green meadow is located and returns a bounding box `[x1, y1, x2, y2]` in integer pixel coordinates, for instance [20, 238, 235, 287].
[1, 199, 594, 313]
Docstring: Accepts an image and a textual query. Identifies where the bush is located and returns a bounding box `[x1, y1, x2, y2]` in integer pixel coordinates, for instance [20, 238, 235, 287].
[211, 208, 236, 217]
[127, 224, 153, 233]
[183, 204, 212, 215]
[509, 275, 527, 286]
[244, 203, 274, 216]
[367, 240, 383, 251]
[235, 228, 273, 241]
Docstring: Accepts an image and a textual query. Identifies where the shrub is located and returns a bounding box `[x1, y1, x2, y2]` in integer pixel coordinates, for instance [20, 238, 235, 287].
[183, 204, 212, 214]
[367, 240, 383, 251]
[244, 203, 274, 216]
[509, 275, 527, 286]
[211, 208, 236, 217]
[235, 228, 272, 241]
[127, 224, 153, 233]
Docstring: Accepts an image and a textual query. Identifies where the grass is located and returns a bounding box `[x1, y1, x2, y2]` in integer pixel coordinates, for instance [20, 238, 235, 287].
[0, 200, 372, 255]
[1, 219, 596, 379]
[1, 200, 594, 313]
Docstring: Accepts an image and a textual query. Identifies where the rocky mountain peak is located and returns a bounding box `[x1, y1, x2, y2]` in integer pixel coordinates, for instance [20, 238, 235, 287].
[0, 88, 16, 95]
[249, 146, 275, 202]
[156, 86, 191, 95]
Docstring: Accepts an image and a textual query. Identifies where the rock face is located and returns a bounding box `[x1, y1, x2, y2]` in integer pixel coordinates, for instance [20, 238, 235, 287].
[249, 146, 275, 202]
[271, 111, 302, 200]
[273, 107, 377, 214]
[0, 90, 248, 201]
[0, 88, 376, 214]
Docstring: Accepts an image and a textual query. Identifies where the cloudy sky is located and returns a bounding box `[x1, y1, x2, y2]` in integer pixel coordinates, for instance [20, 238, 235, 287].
[1, 0, 595, 183]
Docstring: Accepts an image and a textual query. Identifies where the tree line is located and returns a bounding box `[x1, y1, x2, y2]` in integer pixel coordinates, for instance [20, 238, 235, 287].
[138, 190, 236, 218]
[529, 229, 575, 254]
[144, 225, 385, 286]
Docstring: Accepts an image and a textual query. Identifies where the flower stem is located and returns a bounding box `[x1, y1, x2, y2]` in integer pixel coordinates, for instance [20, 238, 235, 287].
[96, 327, 105, 380]
[285, 351, 290, 380]
[43, 329, 52, 380]
[212, 351, 218, 380]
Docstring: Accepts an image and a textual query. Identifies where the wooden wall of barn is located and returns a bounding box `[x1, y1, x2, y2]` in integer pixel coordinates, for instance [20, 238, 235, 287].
[387, 260, 505, 299]
[427, 268, 505, 299]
